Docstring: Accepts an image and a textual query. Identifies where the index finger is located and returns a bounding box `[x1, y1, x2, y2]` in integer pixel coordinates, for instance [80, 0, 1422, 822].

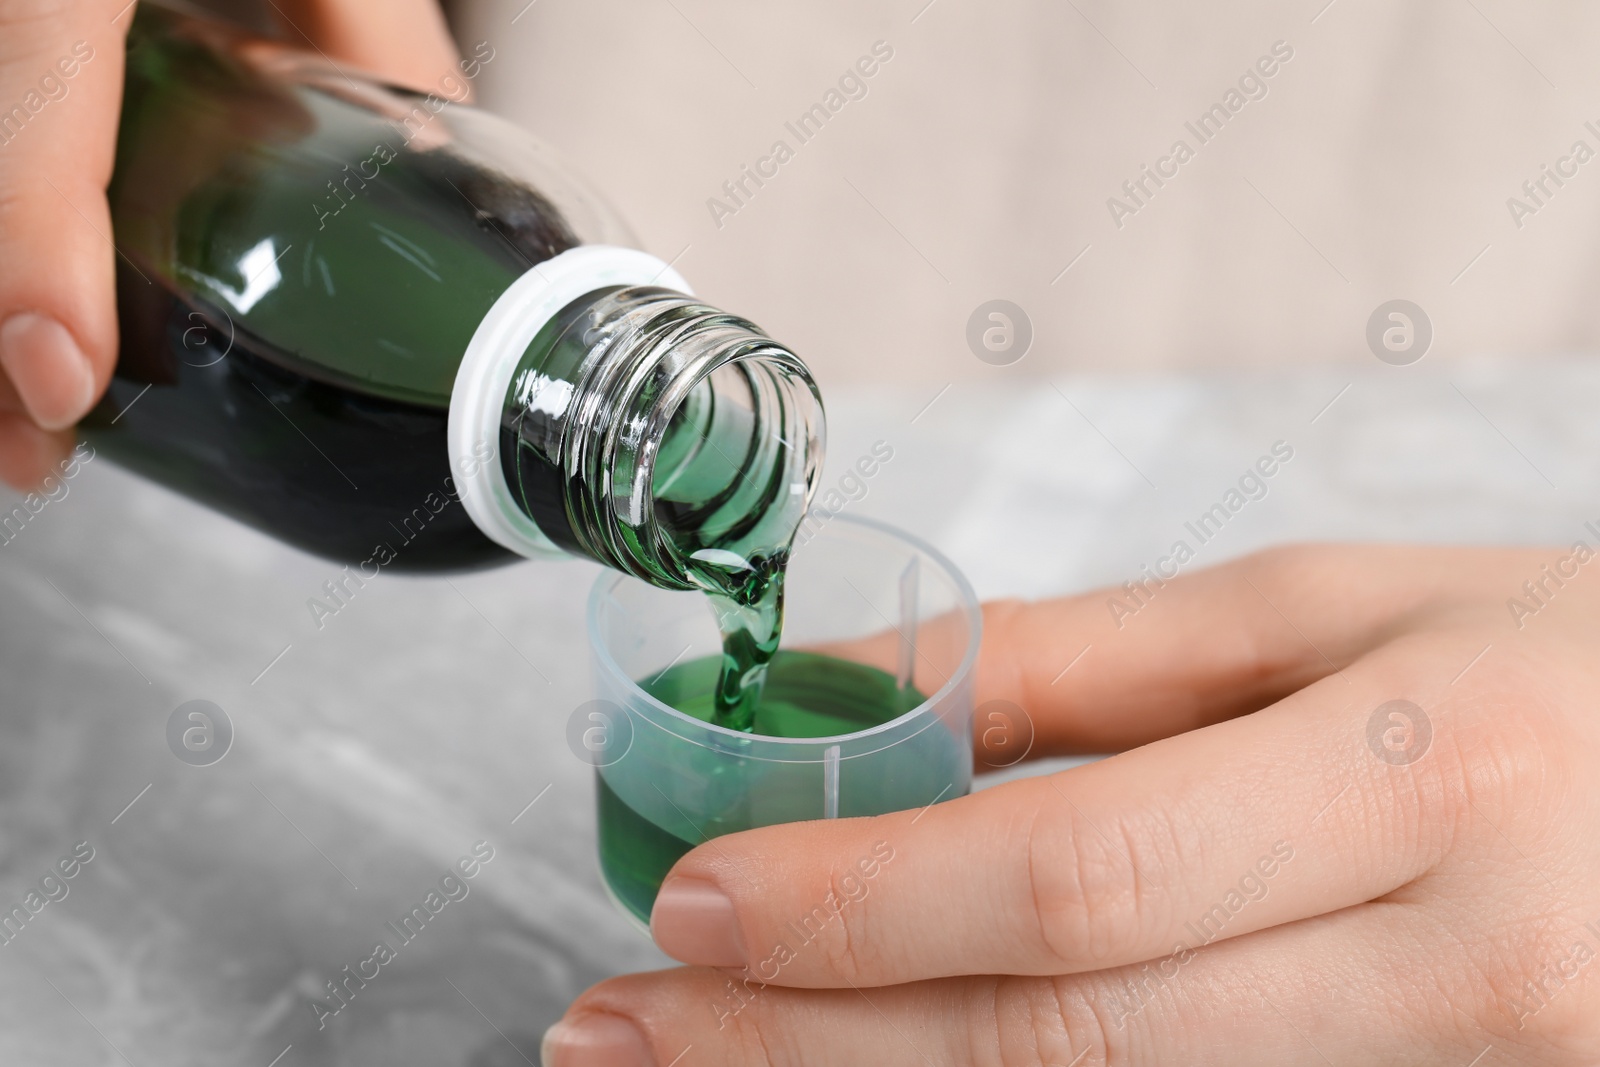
[977, 544, 1518, 755]
[647, 624, 1486, 988]
[271, 0, 463, 93]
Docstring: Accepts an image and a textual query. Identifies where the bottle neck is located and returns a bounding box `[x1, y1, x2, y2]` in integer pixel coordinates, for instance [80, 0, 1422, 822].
[501, 285, 823, 591]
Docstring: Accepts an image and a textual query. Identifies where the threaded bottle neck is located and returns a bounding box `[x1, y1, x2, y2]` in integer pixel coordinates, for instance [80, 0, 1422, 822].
[500, 286, 824, 591]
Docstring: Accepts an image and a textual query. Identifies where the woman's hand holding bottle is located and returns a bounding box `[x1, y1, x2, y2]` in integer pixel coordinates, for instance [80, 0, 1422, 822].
[0, 0, 459, 489]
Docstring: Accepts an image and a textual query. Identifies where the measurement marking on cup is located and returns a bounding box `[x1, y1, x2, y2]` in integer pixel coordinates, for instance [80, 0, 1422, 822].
[510, 783, 553, 824]
[841, 576, 949, 689]
[896, 557, 920, 691]
[111, 783, 152, 825]
[823, 745, 841, 820]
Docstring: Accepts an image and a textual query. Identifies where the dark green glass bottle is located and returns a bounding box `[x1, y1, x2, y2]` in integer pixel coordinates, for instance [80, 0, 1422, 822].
[89, 4, 823, 600]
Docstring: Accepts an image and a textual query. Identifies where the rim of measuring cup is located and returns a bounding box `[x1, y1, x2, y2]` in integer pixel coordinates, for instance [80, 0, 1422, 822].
[585, 512, 983, 755]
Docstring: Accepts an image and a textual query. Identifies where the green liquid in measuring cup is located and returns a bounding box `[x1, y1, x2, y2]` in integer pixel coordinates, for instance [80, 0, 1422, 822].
[596, 649, 948, 924]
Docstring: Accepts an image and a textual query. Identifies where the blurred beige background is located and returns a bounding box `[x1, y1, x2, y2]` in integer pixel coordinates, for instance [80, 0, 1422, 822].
[428, 0, 1600, 391]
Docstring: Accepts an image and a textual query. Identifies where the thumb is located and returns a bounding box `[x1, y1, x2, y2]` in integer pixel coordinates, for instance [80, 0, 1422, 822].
[0, 0, 129, 481]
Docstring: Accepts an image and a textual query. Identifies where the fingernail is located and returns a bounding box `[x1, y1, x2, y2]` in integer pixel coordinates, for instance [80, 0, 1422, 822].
[0, 313, 95, 431]
[541, 1013, 654, 1067]
[650, 875, 746, 967]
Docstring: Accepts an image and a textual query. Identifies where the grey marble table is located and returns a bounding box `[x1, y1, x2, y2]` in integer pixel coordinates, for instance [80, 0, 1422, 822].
[1, 355, 1595, 1065]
